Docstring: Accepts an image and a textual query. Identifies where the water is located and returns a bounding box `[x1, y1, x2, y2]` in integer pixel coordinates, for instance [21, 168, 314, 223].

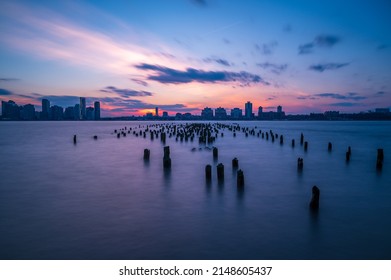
[0, 121, 390, 260]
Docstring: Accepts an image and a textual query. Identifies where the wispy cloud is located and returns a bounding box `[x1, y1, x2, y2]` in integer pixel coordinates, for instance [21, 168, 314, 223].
[100, 86, 153, 98]
[0, 78, 19, 82]
[299, 92, 366, 101]
[130, 78, 149, 87]
[135, 63, 269, 86]
[309, 62, 349, 72]
[257, 62, 288, 74]
[255, 41, 278, 55]
[203, 57, 232, 67]
[0, 88, 13, 96]
[299, 34, 341, 54]
[0, 2, 185, 79]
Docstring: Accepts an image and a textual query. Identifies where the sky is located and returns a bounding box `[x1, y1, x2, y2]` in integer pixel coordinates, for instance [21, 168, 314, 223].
[0, 0, 390, 117]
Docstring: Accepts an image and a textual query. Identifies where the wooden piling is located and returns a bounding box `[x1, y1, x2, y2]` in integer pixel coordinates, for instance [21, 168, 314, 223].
[217, 163, 224, 182]
[237, 169, 244, 188]
[232, 157, 239, 169]
[309, 186, 320, 210]
[205, 164, 212, 180]
[143, 149, 150, 160]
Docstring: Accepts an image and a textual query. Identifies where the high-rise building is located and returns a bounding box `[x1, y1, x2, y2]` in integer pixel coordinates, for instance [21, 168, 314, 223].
[94, 101, 100, 120]
[155, 107, 159, 117]
[42, 99, 50, 120]
[50, 105, 64, 120]
[80, 97, 86, 120]
[20, 104, 35, 120]
[74, 104, 80, 120]
[230, 108, 242, 119]
[277, 105, 282, 113]
[215, 107, 227, 119]
[258, 106, 263, 118]
[1, 100, 20, 120]
[201, 107, 214, 119]
[86, 107, 94, 120]
[64, 106, 75, 120]
[162, 111, 168, 118]
[245, 101, 253, 119]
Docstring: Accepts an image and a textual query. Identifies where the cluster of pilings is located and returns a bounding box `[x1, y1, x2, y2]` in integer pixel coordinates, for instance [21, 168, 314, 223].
[89, 121, 388, 213]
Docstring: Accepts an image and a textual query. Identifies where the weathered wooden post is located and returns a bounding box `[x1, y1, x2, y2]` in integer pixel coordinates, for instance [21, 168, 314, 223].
[237, 169, 244, 188]
[73, 135, 77, 144]
[309, 185, 320, 210]
[377, 148, 384, 170]
[291, 139, 295, 148]
[217, 163, 224, 182]
[232, 157, 239, 169]
[297, 157, 304, 170]
[304, 141, 308, 151]
[280, 135, 284, 145]
[328, 142, 332, 151]
[300, 133, 304, 145]
[143, 149, 150, 160]
[163, 146, 171, 168]
[213, 147, 218, 159]
[205, 164, 212, 181]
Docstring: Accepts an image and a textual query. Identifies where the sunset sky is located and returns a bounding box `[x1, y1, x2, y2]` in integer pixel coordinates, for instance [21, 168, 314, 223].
[0, 0, 390, 116]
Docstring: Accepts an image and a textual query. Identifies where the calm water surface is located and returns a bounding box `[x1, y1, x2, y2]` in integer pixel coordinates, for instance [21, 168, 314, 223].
[0, 121, 390, 259]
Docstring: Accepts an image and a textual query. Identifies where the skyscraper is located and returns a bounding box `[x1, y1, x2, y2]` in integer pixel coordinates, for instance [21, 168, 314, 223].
[74, 104, 80, 120]
[80, 97, 86, 120]
[258, 106, 263, 118]
[245, 101, 253, 119]
[94, 101, 100, 120]
[277, 105, 282, 113]
[201, 107, 214, 119]
[155, 107, 159, 117]
[42, 99, 50, 120]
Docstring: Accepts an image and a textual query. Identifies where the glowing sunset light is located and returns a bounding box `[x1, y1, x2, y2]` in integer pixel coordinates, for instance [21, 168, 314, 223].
[0, 0, 390, 117]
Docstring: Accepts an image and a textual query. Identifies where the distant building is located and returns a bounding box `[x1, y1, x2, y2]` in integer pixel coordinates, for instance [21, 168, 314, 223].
[155, 107, 159, 117]
[245, 101, 253, 119]
[175, 113, 182, 120]
[277, 105, 282, 113]
[50, 105, 64, 120]
[1, 100, 20, 120]
[146, 112, 153, 119]
[215, 107, 227, 119]
[375, 108, 390, 113]
[182, 112, 192, 120]
[64, 106, 75, 120]
[230, 108, 242, 119]
[74, 104, 80, 120]
[86, 107, 94, 120]
[94, 101, 100, 120]
[42, 99, 50, 120]
[20, 104, 35, 120]
[324, 111, 340, 120]
[201, 107, 214, 119]
[80, 97, 86, 120]
[162, 111, 168, 118]
[258, 106, 263, 118]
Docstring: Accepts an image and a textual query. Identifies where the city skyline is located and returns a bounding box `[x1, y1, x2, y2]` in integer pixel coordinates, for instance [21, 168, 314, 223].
[0, 0, 390, 117]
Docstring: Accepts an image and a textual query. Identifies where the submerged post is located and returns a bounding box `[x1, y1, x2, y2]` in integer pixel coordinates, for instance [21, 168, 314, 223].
[143, 149, 150, 160]
[163, 146, 171, 168]
[217, 163, 224, 182]
[73, 135, 77, 144]
[304, 141, 308, 151]
[232, 157, 239, 169]
[300, 133, 304, 145]
[377, 148, 384, 170]
[328, 142, 332, 152]
[309, 185, 320, 210]
[213, 147, 218, 159]
[237, 169, 244, 188]
[291, 139, 295, 148]
[205, 164, 212, 181]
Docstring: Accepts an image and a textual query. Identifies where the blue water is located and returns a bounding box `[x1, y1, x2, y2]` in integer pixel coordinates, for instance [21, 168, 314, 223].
[0, 121, 390, 259]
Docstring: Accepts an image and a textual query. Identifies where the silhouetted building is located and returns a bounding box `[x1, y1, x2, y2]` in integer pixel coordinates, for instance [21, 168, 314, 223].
[324, 111, 340, 120]
[94, 101, 100, 120]
[277, 105, 282, 113]
[42, 99, 50, 120]
[162, 111, 168, 118]
[50, 105, 64, 120]
[74, 104, 80, 120]
[375, 108, 390, 113]
[245, 101, 253, 119]
[201, 107, 214, 119]
[230, 108, 242, 119]
[20, 104, 35, 120]
[80, 97, 86, 120]
[155, 107, 159, 117]
[175, 113, 182, 120]
[215, 107, 227, 119]
[1, 100, 20, 120]
[182, 112, 193, 120]
[86, 107, 94, 120]
[258, 106, 263, 118]
[64, 106, 75, 120]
